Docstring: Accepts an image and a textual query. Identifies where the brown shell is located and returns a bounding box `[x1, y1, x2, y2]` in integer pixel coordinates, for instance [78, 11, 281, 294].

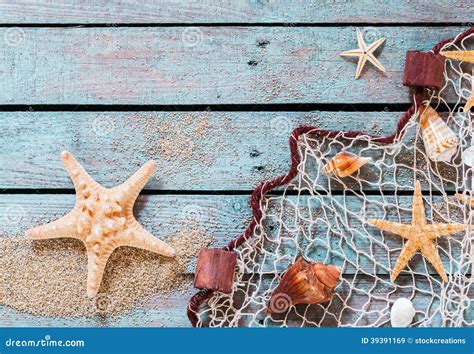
[267, 257, 342, 314]
[440, 50, 474, 64]
[323, 151, 371, 178]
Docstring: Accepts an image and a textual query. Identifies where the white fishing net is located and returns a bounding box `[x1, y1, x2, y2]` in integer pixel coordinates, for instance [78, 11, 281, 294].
[195, 32, 473, 327]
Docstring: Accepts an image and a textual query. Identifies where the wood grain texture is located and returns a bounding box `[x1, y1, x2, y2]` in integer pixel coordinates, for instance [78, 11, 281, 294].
[0, 111, 463, 191]
[0, 1, 470, 24]
[0, 285, 196, 327]
[1, 194, 468, 275]
[2, 274, 471, 327]
[0, 26, 465, 105]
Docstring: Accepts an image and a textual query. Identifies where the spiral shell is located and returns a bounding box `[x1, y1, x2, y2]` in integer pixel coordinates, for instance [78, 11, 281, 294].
[323, 152, 371, 178]
[419, 105, 458, 162]
[267, 257, 342, 314]
[390, 298, 416, 327]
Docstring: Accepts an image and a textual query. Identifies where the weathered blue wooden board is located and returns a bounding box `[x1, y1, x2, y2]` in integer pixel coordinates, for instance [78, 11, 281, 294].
[0, 111, 464, 191]
[1, 194, 468, 275]
[0, 26, 465, 104]
[229, 274, 473, 327]
[0, 1, 470, 24]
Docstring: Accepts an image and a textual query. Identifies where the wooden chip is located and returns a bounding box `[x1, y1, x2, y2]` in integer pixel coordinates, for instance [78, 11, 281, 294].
[194, 249, 237, 293]
[403, 51, 445, 90]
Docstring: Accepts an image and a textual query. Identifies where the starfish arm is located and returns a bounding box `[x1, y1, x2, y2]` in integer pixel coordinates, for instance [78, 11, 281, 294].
[424, 223, 466, 239]
[366, 53, 386, 73]
[412, 180, 426, 228]
[456, 193, 474, 207]
[366, 37, 386, 53]
[115, 160, 156, 205]
[122, 223, 176, 257]
[86, 245, 115, 297]
[391, 240, 418, 282]
[367, 219, 412, 239]
[61, 151, 103, 193]
[464, 92, 474, 112]
[419, 242, 448, 282]
[26, 211, 80, 240]
[355, 55, 368, 79]
[355, 27, 366, 51]
[340, 49, 364, 57]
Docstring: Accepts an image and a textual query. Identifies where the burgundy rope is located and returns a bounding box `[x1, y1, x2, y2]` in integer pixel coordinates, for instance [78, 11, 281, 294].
[187, 26, 474, 327]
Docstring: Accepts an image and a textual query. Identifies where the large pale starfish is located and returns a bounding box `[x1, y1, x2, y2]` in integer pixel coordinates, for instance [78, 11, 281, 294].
[367, 180, 466, 282]
[340, 27, 386, 79]
[440, 50, 474, 111]
[26, 151, 176, 297]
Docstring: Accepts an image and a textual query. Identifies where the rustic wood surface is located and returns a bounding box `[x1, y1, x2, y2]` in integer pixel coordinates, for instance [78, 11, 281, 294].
[0, 1, 471, 327]
[0, 194, 467, 275]
[0, 1, 470, 24]
[1, 111, 463, 191]
[0, 26, 465, 105]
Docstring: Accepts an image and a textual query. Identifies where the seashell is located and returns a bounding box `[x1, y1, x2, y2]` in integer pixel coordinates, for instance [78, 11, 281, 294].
[440, 50, 474, 64]
[390, 298, 416, 327]
[419, 105, 458, 162]
[462, 145, 474, 167]
[267, 257, 341, 314]
[323, 152, 371, 178]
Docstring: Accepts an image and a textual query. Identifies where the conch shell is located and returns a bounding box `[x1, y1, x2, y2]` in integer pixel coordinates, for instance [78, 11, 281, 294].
[267, 257, 341, 314]
[390, 298, 416, 327]
[440, 50, 474, 64]
[323, 151, 371, 178]
[419, 105, 458, 162]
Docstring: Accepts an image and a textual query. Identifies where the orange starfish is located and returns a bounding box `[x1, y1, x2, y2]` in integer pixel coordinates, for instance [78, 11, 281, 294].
[367, 180, 466, 282]
[26, 151, 176, 297]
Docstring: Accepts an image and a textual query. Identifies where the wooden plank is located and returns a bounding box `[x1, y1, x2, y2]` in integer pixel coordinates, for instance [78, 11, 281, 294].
[0, 111, 464, 191]
[207, 275, 474, 327]
[1, 194, 469, 275]
[2, 274, 471, 327]
[0, 26, 465, 105]
[0, 1, 470, 24]
[0, 284, 195, 327]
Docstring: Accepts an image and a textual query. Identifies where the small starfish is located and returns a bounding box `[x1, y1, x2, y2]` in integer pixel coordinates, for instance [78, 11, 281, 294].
[367, 180, 466, 282]
[26, 151, 176, 297]
[340, 27, 386, 79]
[440, 51, 474, 111]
